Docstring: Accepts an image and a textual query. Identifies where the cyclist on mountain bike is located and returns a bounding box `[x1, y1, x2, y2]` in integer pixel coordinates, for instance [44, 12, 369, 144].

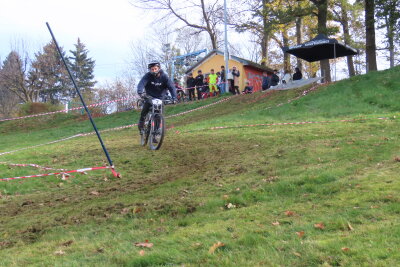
[137, 62, 177, 131]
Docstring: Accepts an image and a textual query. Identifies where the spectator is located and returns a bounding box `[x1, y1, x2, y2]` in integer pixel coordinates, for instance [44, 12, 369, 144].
[242, 81, 253, 94]
[216, 72, 221, 93]
[174, 78, 185, 101]
[227, 68, 234, 94]
[282, 70, 292, 84]
[220, 65, 226, 94]
[208, 69, 218, 97]
[293, 67, 303, 81]
[203, 75, 209, 98]
[186, 72, 196, 101]
[271, 69, 280, 87]
[195, 70, 204, 100]
[232, 66, 240, 95]
[262, 71, 270, 91]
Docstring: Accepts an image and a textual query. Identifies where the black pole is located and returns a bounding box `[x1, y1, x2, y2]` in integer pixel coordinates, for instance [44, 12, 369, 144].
[46, 22, 115, 169]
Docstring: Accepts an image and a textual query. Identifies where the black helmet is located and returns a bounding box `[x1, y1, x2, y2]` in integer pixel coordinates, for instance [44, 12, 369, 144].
[148, 61, 161, 69]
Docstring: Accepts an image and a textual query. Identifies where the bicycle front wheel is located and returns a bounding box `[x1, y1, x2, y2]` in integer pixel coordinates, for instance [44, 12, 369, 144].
[149, 114, 165, 150]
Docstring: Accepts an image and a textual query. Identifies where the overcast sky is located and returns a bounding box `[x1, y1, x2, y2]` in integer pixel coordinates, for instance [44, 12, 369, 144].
[0, 0, 148, 83]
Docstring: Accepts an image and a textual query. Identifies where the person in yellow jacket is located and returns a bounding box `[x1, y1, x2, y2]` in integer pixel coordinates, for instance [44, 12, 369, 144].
[208, 69, 219, 97]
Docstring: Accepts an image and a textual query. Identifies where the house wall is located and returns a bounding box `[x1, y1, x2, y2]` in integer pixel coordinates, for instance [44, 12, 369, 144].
[243, 66, 264, 92]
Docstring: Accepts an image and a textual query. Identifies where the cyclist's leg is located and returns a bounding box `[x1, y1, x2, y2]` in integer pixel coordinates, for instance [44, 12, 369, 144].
[138, 100, 151, 131]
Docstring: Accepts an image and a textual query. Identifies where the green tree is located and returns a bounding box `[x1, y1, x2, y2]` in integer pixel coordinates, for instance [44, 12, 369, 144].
[28, 41, 71, 104]
[69, 38, 96, 97]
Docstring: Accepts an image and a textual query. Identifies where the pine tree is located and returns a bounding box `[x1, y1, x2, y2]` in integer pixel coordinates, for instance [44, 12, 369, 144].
[29, 41, 72, 104]
[69, 38, 96, 98]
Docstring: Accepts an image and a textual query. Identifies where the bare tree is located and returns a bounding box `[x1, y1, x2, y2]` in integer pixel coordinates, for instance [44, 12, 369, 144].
[129, 40, 157, 79]
[0, 50, 36, 103]
[131, 0, 224, 49]
[175, 28, 203, 54]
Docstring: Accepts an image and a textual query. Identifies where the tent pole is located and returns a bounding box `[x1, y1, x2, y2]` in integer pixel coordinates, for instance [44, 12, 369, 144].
[334, 43, 337, 81]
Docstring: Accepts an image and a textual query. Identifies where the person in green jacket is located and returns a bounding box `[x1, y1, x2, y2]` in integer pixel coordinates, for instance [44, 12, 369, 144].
[208, 69, 219, 97]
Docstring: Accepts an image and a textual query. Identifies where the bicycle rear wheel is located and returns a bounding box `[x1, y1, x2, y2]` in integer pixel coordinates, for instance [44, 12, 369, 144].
[149, 114, 165, 150]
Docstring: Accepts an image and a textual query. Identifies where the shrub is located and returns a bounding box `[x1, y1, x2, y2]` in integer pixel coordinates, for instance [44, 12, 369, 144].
[18, 102, 64, 116]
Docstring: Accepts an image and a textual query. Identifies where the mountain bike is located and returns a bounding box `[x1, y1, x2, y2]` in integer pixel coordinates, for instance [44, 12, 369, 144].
[139, 95, 165, 150]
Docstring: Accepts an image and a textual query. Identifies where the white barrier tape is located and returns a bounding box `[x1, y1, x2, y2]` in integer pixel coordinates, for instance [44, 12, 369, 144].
[0, 96, 136, 122]
[0, 161, 67, 171]
[0, 166, 112, 181]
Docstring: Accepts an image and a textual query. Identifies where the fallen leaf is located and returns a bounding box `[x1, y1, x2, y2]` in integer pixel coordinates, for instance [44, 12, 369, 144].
[314, 223, 325, 230]
[54, 250, 65, 255]
[226, 203, 236, 209]
[139, 250, 145, 256]
[223, 195, 229, 199]
[134, 207, 142, 214]
[341, 247, 350, 252]
[90, 191, 100, 196]
[347, 222, 354, 231]
[61, 240, 74, 247]
[209, 241, 225, 254]
[284, 210, 295, 216]
[296, 231, 305, 238]
[121, 208, 130, 215]
[293, 252, 301, 257]
[272, 221, 280, 226]
[192, 242, 202, 248]
[236, 187, 240, 191]
[134, 241, 153, 248]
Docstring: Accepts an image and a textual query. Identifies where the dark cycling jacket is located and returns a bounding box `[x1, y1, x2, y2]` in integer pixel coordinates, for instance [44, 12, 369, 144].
[137, 69, 177, 99]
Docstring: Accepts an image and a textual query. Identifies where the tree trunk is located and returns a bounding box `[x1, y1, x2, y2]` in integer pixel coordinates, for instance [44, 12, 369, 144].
[385, 16, 395, 68]
[365, 0, 378, 72]
[282, 29, 290, 72]
[261, 0, 269, 66]
[340, 1, 356, 76]
[312, 0, 331, 82]
[295, 17, 303, 71]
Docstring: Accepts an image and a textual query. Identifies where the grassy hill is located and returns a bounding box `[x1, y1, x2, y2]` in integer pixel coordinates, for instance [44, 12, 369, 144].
[0, 66, 399, 266]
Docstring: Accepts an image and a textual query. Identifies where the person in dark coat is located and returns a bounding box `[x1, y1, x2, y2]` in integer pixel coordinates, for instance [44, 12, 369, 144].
[195, 70, 204, 100]
[186, 72, 196, 101]
[270, 69, 280, 87]
[293, 67, 303, 80]
[262, 71, 271, 91]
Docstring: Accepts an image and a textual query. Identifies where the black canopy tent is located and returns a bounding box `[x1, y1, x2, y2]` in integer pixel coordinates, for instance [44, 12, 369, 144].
[282, 34, 358, 80]
[282, 34, 358, 62]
